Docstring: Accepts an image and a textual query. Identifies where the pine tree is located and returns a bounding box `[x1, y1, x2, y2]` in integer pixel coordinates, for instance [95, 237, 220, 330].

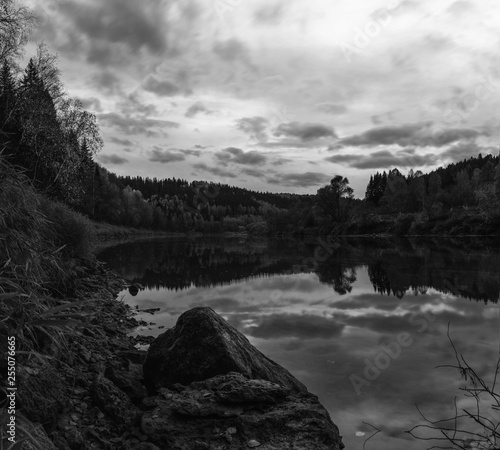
[0, 61, 21, 152]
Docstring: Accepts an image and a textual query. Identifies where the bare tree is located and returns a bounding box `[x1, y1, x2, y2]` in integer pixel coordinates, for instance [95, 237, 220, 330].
[0, 0, 37, 67]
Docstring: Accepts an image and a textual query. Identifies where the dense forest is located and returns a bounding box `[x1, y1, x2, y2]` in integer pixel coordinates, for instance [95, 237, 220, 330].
[1, 0, 500, 237]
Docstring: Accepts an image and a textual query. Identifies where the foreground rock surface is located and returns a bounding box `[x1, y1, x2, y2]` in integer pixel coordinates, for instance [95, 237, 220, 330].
[142, 307, 344, 450]
[143, 307, 307, 394]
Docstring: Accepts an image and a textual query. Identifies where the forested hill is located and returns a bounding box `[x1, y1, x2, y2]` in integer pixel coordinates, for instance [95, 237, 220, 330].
[109, 172, 313, 211]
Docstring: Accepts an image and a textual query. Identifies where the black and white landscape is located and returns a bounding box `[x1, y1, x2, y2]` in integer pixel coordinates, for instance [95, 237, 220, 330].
[1, 1, 499, 449]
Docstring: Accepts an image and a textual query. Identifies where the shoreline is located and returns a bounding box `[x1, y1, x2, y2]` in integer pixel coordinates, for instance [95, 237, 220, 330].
[2, 263, 154, 449]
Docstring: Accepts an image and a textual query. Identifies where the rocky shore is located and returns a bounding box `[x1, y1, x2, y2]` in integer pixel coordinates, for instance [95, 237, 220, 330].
[4, 269, 343, 449]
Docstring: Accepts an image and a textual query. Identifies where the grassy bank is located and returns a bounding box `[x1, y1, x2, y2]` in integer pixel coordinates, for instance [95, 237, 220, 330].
[0, 156, 151, 448]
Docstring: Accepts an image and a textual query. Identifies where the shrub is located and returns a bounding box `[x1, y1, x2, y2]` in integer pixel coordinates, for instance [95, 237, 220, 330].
[0, 153, 94, 356]
[38, 197, 96, 260]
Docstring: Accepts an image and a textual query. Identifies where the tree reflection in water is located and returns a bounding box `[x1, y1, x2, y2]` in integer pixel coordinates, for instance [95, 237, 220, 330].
[99, 237, 500, 303]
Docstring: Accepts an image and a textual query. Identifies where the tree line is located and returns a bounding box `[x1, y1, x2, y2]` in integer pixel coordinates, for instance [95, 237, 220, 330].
[312, 154, 500, 236]
[2, 0, 500, 237]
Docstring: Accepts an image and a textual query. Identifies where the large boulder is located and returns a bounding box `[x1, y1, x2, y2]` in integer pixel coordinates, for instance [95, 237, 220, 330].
[142, 307, 344, 450]
[143, 307, 307, 394]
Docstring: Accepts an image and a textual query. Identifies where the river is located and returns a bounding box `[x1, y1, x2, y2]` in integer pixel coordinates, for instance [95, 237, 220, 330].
[98, 236, 500, 450]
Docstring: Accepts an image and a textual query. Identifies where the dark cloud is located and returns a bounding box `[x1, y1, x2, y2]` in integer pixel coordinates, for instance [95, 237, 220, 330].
[92, 71, 121, 94]
[119, 92, 159, 116]
[213, 38, 249, 62]
[338, 122, 481, 148]
[267, 172, 331, 188]
[274, 122, 336, 141]
[241, 168, 264, 178]
[97, 154, 128, 165]
[439, 141, 496, 163]
[331, 293, 401, 312]
[149, 147, 186, 164]
[143, 75, 182, 97]
[215, 147, 267, 166]
[177, 149, 202, 157]
[79, 97, 102, 112]
[61, 0, 168, 57]
[236, 116, 269, 141]
[247, 314, 345, 340]
[345, 313, 419, 335]
[98, 112, 179, 136]
[326, 150, 437, 169]
[193, 163, 237, 178]
[109, 137, 134, 146]
[272, 157, 292, 166]
[185, 101, 213, 118]
[314, 103, 347, 115]
[87, 41, 117, 66]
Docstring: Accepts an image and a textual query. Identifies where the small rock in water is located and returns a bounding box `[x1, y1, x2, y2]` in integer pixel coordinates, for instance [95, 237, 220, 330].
[247, 440, 261, 448]
[226, 427, 237, 435]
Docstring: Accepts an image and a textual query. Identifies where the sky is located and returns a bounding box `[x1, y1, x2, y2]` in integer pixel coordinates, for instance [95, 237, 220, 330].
[23, 0, 500, 196]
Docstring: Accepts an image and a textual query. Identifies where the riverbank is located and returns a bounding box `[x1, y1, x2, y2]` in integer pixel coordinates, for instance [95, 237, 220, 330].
[314, 208, 500, 237]
[0, 259, 158, 448]
[0, 158, 156, 447]
[92, 208, 500, 243]
[1, 258, 345, 449]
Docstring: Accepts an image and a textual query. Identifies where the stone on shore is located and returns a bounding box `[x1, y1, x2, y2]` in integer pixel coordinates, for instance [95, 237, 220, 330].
[141, 307, 344, 450]
[143, 307, 307, 394]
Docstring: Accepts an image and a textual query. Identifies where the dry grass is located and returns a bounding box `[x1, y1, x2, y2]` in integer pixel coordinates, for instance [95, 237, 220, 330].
[0, 151, 96, 357]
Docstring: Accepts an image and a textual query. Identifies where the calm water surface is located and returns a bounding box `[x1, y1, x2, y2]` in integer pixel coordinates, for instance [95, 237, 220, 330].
[98, 237, 499, 450]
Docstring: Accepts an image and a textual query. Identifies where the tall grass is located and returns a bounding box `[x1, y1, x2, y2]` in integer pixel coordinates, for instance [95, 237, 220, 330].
[0, 151, 96, 355]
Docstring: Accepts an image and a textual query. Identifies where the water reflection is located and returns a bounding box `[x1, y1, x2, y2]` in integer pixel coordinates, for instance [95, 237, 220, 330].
[98, 237, 499, 450]
[99, 237, 500, 302]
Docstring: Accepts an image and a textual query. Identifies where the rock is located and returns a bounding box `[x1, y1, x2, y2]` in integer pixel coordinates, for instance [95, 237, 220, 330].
[159, 386, 244, 417]
[17, 365, 66, 424]
[141, 372, 344, 449]
[90, 375, 140, 428]
[140, 307, 344, 450]
[143, 307, 307, 394]
[105, 366, 147, 405]
[213, 373, 290, 404]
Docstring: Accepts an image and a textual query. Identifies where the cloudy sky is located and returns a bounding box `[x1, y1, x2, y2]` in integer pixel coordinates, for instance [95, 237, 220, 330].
[25, 0, 500, 196]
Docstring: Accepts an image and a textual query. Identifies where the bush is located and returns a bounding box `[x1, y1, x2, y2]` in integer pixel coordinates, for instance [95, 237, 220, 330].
[38, 197, 96, 260]
[0, 154, 52, 285]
